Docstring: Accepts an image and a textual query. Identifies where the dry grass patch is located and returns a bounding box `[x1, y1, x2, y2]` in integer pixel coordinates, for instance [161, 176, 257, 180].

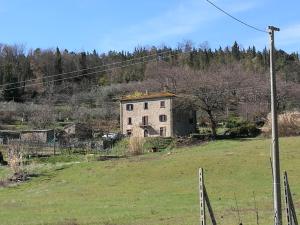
[128, 136, 145, 155]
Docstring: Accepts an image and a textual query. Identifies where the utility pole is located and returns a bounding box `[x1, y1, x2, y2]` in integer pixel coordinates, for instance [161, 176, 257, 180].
[268, 25, 282, 225]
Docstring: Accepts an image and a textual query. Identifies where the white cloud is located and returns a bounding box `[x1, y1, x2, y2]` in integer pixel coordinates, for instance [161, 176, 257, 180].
[98, 0, 260, 51]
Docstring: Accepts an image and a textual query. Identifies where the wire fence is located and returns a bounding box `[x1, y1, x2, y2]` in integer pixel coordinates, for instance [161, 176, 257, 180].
[0, 138, 115, 157]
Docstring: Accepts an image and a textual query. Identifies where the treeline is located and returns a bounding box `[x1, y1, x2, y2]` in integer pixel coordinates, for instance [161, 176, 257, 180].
[0, 41, 300, 102]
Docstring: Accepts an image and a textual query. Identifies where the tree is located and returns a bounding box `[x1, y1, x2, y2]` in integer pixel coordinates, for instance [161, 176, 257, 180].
[231, 41, 240, 60]
[2, 64, 22, 102]
[54, 47, 63, 84]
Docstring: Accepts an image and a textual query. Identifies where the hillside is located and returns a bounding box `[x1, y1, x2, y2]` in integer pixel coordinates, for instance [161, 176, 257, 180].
[0, 137, 299, 225]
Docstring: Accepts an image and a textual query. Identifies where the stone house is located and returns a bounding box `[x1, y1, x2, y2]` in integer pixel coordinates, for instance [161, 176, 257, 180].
[120, 91, 196, 137]
[20, 130, 54, 143]
[0, 130, 20, 145]
[63, 123, 93, 140]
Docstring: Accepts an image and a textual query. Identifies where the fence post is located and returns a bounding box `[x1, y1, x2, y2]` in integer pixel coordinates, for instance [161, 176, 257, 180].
[53, 128, 56, 156]
[284, 171, 298, 225]
[199, 168, 206, 225]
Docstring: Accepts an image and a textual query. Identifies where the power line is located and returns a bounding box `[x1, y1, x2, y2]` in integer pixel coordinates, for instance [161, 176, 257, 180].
[0, 49, 174, 88]
[205, 0, 268, 33]
[0, 56, 164, 92]
[14, 84, 299, 103]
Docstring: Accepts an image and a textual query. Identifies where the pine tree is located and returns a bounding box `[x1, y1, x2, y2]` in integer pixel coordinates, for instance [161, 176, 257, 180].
[2, 64, 22, 102]
[77, 52, 88, 82]
[231, 41, 240, 60]
[54, 47, 63, 84]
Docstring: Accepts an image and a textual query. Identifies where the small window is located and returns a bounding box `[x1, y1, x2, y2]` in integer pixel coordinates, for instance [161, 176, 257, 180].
[142, 116, 149, 125]
[160, 101, 165, 108]
[126, 104, 133, 111]
[126, 129, 132, 136]
[160, 127, 166, 137]
[144, 102, 148, 110]
[128, 117, 132, 125]
[159, 115, 167, 122]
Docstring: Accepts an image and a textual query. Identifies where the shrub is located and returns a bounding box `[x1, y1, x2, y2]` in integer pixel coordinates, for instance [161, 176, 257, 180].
[263, 111, 300, 137]
[278, 113, 300, 136]
[225, 117, 260, 138]
[112, 138, 129, 156]
[226, 117, 242, 129]
[143, 137, 174, 152]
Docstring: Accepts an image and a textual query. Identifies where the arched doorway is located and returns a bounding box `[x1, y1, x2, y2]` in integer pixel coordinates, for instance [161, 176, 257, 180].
[144, 129, 149, 137]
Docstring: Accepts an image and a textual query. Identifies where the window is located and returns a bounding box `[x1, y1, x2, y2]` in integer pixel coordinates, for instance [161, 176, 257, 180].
[128, 117, 132, 125]
[126, 129, 132, 136]
[144, 102, 148, 110]
[159, 114, 167, 122]
[189, 118, 194, 124]
[142, 116, 149, 125]
[160, 127, 166, 137]
[160, 101, 165, 108]
[126, 104, 133, 111]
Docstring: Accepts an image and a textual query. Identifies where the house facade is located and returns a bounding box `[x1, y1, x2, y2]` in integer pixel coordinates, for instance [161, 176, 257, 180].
[20, 130, 54, 143]
[120, 92, 196, 137]
[0, 130, 20, 145]
[63, 123, 93, 140]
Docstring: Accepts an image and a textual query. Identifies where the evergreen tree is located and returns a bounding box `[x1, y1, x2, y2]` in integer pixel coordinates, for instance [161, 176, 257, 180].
[2, 64, 22, 102]
[231, 41, 240, 60]
[77, 52, 88, 82]
[54, 47, 63, 84]
[55, 47, 63, 74]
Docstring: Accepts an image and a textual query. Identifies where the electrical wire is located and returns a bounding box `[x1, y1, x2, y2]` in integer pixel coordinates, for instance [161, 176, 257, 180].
[0, 49, 174, 88]
[205, 0, 268, 33]
[0, 57, 162, 92]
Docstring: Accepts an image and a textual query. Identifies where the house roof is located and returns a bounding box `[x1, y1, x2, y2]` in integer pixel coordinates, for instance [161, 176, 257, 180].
[63, 123, 89, 129]
[21, 129, 53, 133]
[0, 130, 20, 134]
[64, 123, 76, 129]
[120, 92, 176, 101]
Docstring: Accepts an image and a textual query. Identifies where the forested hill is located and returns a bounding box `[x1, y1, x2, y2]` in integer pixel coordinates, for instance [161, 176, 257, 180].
[0, 41, 299, 102]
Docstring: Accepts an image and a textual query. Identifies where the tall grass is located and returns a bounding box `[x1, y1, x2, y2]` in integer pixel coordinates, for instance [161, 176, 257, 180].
[128, 136, 145, 155]
[7, 142, 25, 178]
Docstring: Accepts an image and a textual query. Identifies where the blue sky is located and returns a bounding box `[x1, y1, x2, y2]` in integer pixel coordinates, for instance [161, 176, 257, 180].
[0, 0, 300, 53]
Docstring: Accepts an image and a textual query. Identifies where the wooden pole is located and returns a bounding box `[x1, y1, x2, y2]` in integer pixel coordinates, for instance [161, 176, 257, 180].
[199, 168, 206, 225]
[268, 25, 282, 225]
[204, 186, 217, 225]
[199, 168, 217, 225]
[284, 171, 298, 225]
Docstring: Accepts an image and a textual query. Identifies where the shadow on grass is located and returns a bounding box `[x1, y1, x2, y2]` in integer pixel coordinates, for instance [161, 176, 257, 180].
[97, 155, 127, 161]
[216, 135, 261, 142]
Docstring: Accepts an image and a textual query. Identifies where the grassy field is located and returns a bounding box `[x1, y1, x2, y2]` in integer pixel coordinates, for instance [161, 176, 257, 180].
[0, 137, 299, 225]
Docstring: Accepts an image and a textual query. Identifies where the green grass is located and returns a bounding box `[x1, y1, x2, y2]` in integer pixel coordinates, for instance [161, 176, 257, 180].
[0, 137, 299, 225]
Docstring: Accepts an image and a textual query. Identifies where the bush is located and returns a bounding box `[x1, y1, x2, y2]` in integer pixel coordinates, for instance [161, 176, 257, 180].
[263, 111, 300, 137]
[113, 137, 174, 156]
[226, 117, 242, 129]
[225, 117, 260, 138]
[111, 138, 129, 156]
[143, 137, 174, 152]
